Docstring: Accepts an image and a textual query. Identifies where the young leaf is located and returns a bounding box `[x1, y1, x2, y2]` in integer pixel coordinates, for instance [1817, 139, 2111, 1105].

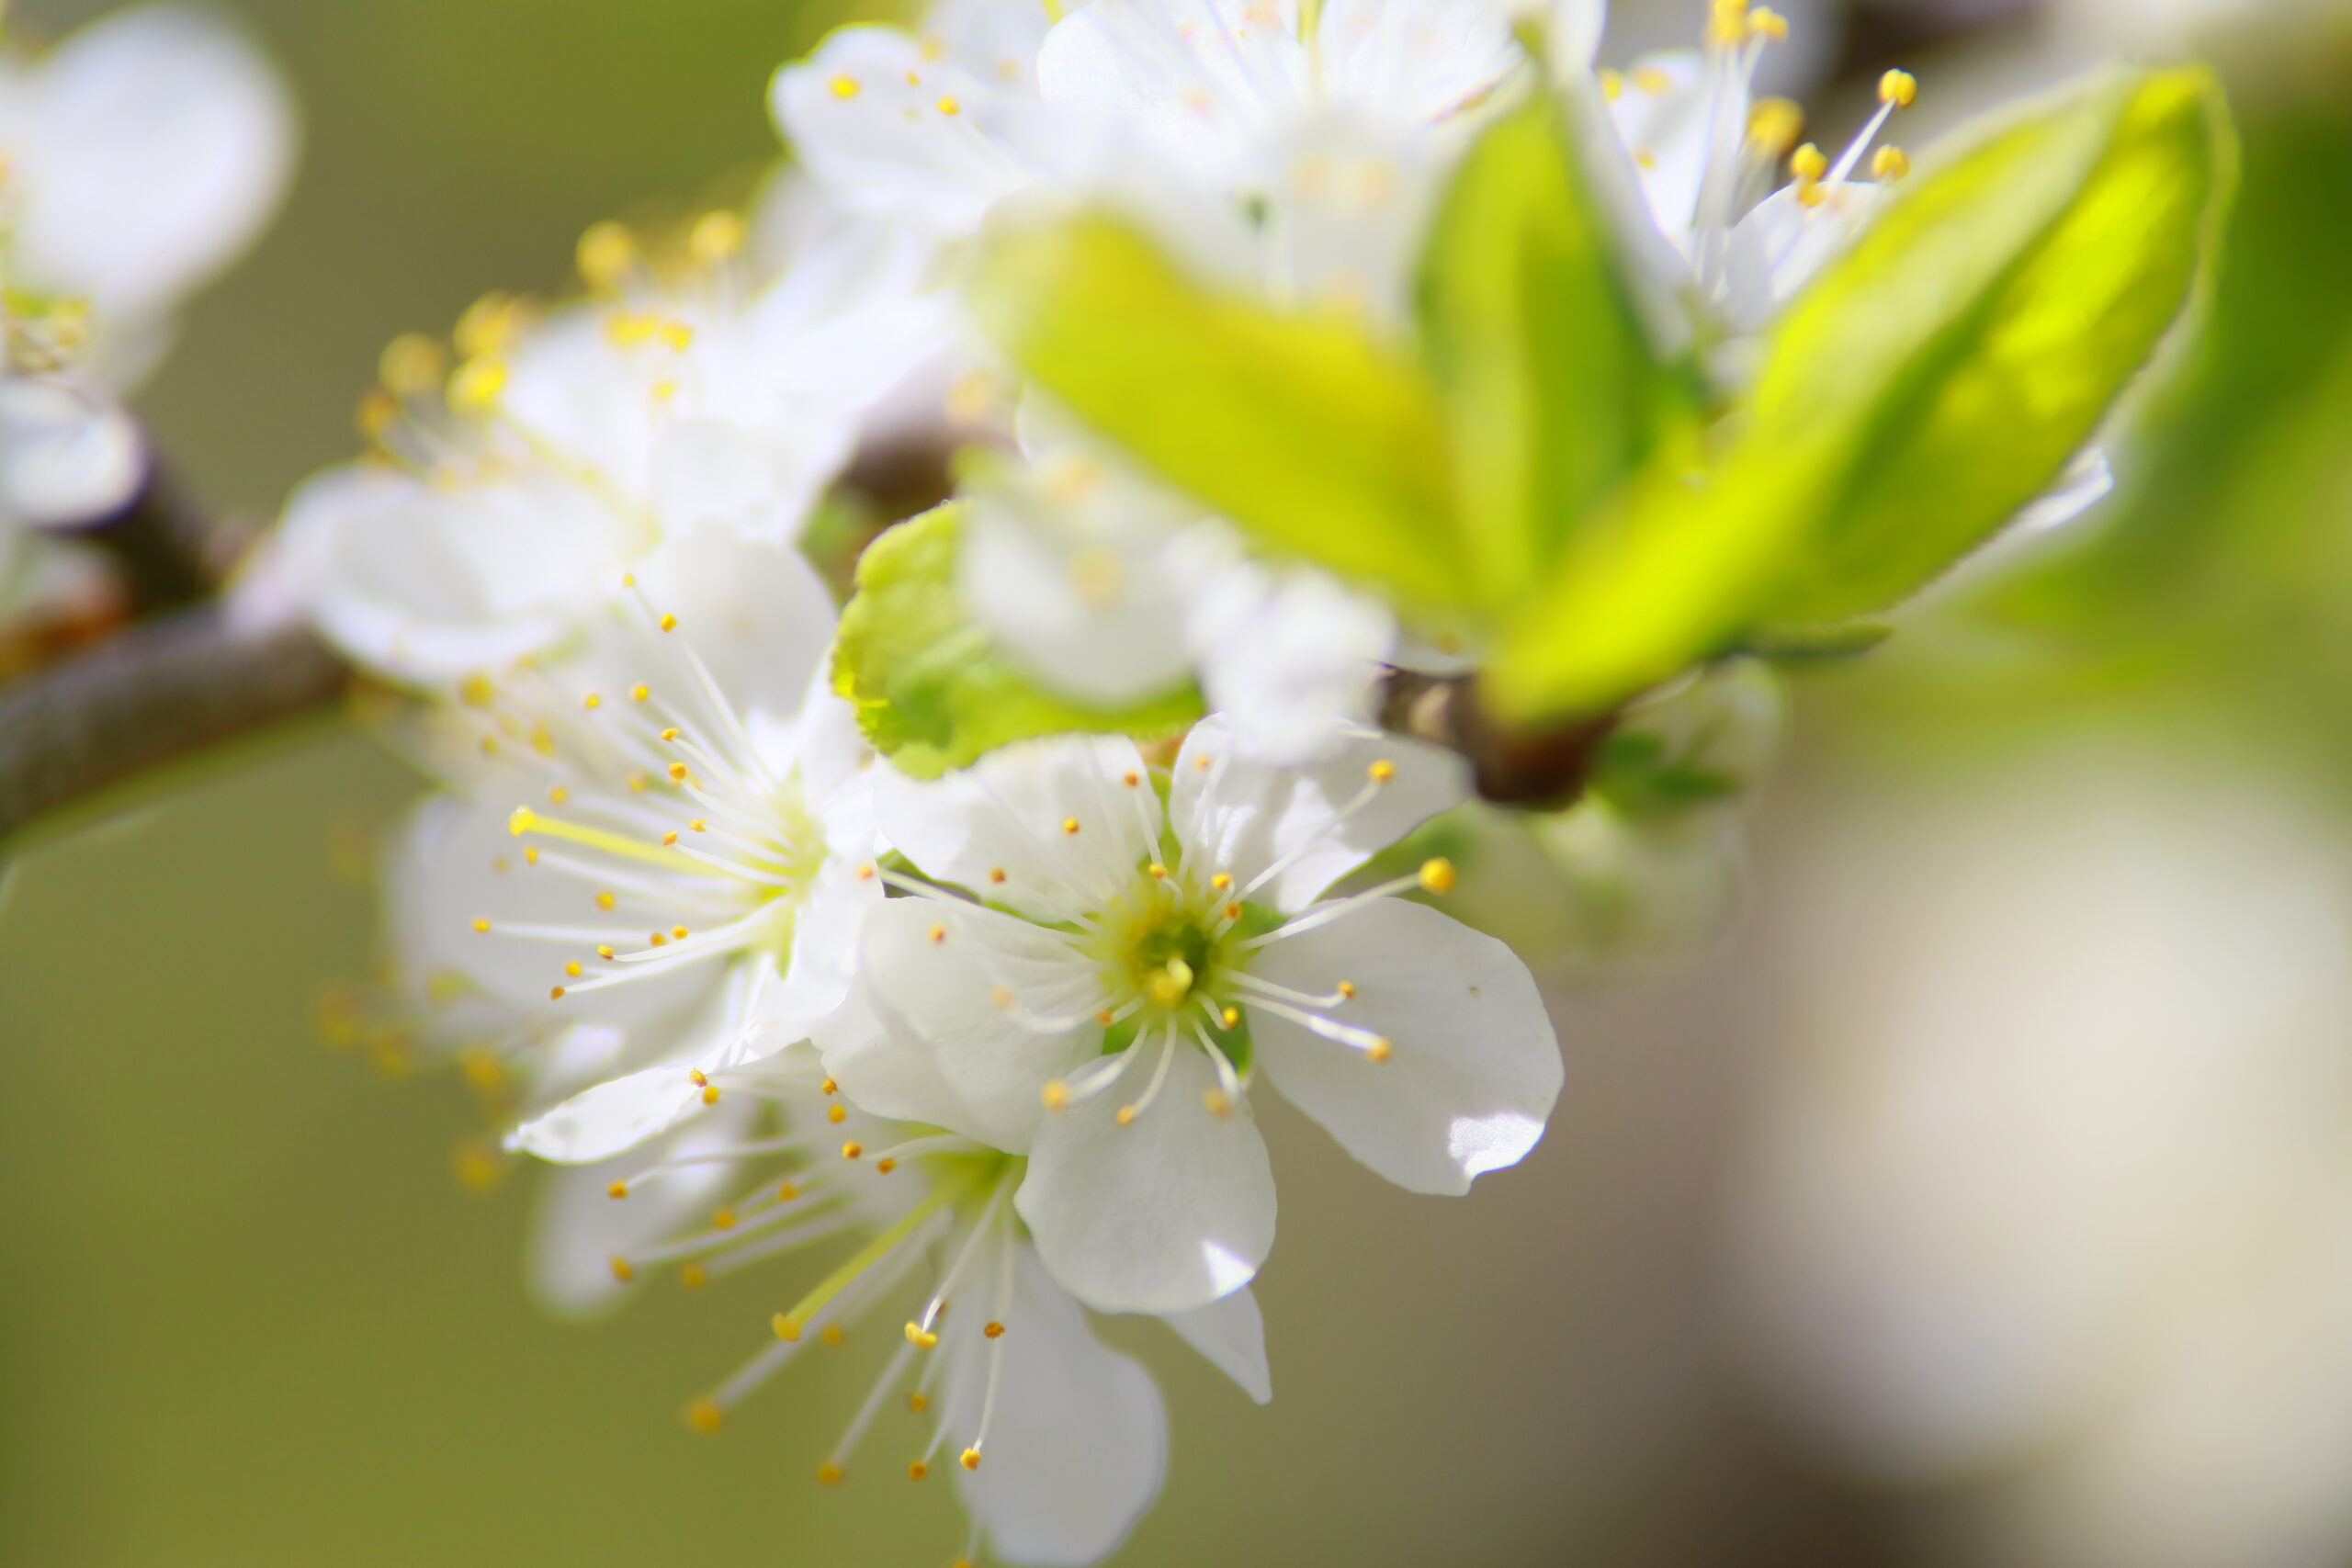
[1485, 65, 2232, 724]
[832, 505, 1202, 779]
[1752, 64, 2233, 625]
[975, 212, 1473, 610]
[1418, 93, 1702, 602]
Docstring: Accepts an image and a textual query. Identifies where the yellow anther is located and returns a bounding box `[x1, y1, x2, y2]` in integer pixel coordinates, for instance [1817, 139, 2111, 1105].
[828, 1102, 848, 1125]
[607, 1180, 628, 1200]
[1211, 874, 1234, 892]
[906, 1321, 940, 1348]
[596, 891, 617, 910]
[821, 1324, 847, 1347]
[909, 1393, 929, 1414]
[1115, 1106, 1138, 1127]
[1747, 96, 1804, 154]
[1749, 5, 1788, 39]
[662, 832, 680, 847]
[629, 682, 650, 702]
[876, 1158, 898, 1175]
[928, 923, 948, 944]
[472, 918, 492, 934]
[712, 1208, 737, 1230]
[668, 762, 689, 784]
[582, 692, 603, 711]
[989, 866, 1008, 884]
[1790, 141, 1828, 182]
[687, 1399, 724, 1434]
[657, 321, 694, 353]
[1599, 67, 1623, 100]
[564, 961, 582, 978]
[597, 944, 616, 962]
[857, 863, 877, 881]
[379, 333, 447, 397]
[1367, 1037, 1395, 1064]
[659, 614, 678, 632]
[936, 95, 961, 115]
[816, 1462, 844, 1486]
[1095, 1010, 1117, 1027]
[356, 388, 400, 441]
[610, 1257, 635, 1282]
[1224, 903, 1243, 921]
[577, 221, 635, 292]
[1337, 980, 1357, 1000]
[460, 672, 495, 708]
[1204, 1089, 1234, 1118]
[1221, 1007, 1239, 1028]
[908, 1461, 929, 1482]
[455, 292, 525, 359]
[1148, 863, 1168, 879]
[992, 986, 1015, 1010]
[961, 1448, 983, 1472]
[1122, 771, 1141, 787]
[1633, 65, 1672, 94]
[1042, 1080, 1072, 1111]
[661, 727, 682, 741]
[1797, 179, 1828, 208]
[681, 1264, 707, 1289]
[446, 355, 507, 414]
[1879, 68, 1917, 107]
[689, 210, 747, 265]
[1871, 144, 1910, 181]
[821, 1077, 839, 1096]
[829, 73, 860, 98]
[1710, 0, 1749, 41]
[1419, 858, 1457, 895]
[690, 1069, 709, 1088]
[984, 1321, 1006, 1339]
[690, 819, 707, 833]
[773, 1314, 803, 1341]
[1368, 760, 1396, 784]
[776, 1181, 799, 1201]
[524, 846, 539, 866]
[701, 1085, 721, 1105]
[842, 1141, 864, 1160]
[549, 986, 567, 1000]
[547, 785, 569, 806]
[1061, 818, 1081, 835]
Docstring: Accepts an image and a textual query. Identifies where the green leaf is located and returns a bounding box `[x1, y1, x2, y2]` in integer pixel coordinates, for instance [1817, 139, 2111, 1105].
[1485, 64, 2233, 724]
[1418, 93, 1702, 602]
[974, 213, 1473, 610]
[831, 504, 1203, 778]
[1754, 64, 2234, 625]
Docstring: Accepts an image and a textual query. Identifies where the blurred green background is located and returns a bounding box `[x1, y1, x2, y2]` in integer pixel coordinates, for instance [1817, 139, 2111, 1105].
[8, 1, 2352, 1565]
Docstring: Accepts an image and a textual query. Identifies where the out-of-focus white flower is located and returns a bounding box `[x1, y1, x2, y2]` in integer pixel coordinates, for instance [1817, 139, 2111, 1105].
[0, 0, 295, 612]
[1725, 749, 2352, 1568]
[283, 193, 942, 687]
[823, 716, 1561, 1314]
[382, 530, 881, 1178]
[539, 1046, 1251, 1568]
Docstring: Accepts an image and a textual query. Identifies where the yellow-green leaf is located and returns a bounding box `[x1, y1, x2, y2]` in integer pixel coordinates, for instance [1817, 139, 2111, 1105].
[975, 213, 1473, 610]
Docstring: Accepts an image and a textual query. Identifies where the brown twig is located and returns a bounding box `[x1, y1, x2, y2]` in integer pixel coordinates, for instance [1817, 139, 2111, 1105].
[0, 604, 348, 844]
[1379, 669, 1622, 808]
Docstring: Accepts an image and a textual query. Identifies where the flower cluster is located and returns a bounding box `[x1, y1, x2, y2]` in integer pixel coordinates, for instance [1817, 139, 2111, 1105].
[278, 0, 2223, 1561]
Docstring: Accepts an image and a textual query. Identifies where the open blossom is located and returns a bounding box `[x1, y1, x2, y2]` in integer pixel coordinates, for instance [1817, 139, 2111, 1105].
[282, 187, 942, 687]
[540, 1043, 1281, 1566]
[820, 716, 1564, 1314]
[385, 530, 882, 1169]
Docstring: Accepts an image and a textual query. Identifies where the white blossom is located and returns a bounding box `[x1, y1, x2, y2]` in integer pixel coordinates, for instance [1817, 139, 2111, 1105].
[821, 716, 1562, 1314]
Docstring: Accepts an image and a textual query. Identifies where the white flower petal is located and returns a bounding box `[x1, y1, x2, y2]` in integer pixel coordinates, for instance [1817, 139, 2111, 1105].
[1250, 896, 1561, 1193]
[1182, 548, 1397, 764]
[525, 1093, 758, 1317]
[509, 1060, 709, 1166]
[1603, 50, 1718, 249]
[1172, 714, 1468, 911]
[0, 376, 144, 527]
[1720, 179, 1885, 331]
[775, 26, 1060, 234]
[874, 734, 1162, 921]
[812, 977, 972, 1134]
[759, 853, 883, 1046]
[8, 3, 296, 329]
[1037, 0, 1311, 186]
[944, 1242, 1168, 1567]
[623, 526, 839, 727]
[1019, 1043, 1277, 1313]
[1163, 1284, 1273, 1404]
[1316, 0, 1524, 126]
[2012, 446, 2114, 535]
[856, 897, 1106, 1152]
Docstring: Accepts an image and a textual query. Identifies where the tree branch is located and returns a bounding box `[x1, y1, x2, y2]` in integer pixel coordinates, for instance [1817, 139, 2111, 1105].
[0, 604, 348, 844]
[1380, 668, 1621, 808]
